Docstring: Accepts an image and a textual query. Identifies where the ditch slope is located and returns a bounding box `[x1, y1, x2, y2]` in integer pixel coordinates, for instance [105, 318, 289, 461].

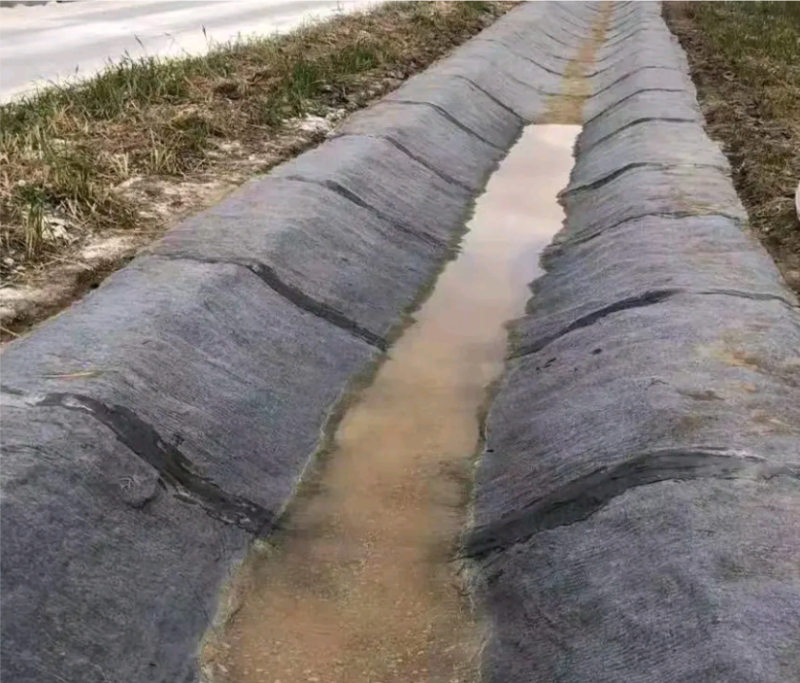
[467, 4, 800, 682]
[2, 3, 591, 682]
[2, 3, 799, 683]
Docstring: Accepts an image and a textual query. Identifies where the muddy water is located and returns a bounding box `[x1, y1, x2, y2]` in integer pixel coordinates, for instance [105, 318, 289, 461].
[207, 125, 580, 683]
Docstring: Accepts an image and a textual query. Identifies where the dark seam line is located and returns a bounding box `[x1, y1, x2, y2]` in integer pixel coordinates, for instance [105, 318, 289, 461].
[463, 449, 800, 558]
[502, 72, 576, 98]
[587, 53, 679, 80]
[452, 75, 525, 121]
[330, 133, 475, 193]
[604, 3, 641, 19]
[477, 65, 572, 98]
[608, 12, 642, 38]
[563, 163, 727, 197]
[281, 174, 449, 252]
[583, 88, 688, 127]
[538, 29, 580, 49]
[592, 37, 678, 71]
[157, 253, 388, 351]
[581, 40, 633, 67]
[473, 39, 566, 77]
[550, 0, 631, 37]
[580, 0, 641, 12]
[607, 13, 642, 35]
[609, 0, 635, 7]
[241, 260, 389, 350]
[614, 2, 640, 11]
[1, 384, 23, 396]
[388, 100, 505, 151]
[547, 211, 745, 252]
[695, 289, 800, 309]
[592, 11, 644, 37]
[549, 7, 595, 30]
[510, 289, 681, 359]
[512, 289, 798, 362]
[540, 21, 588, 43]
[608, 12, 640, 29]
[598, 26, 662, 53]
[614, 1, 638, 9]
[34, 392, 277, 537]
[609, 2, 639, 16]
[544, 10, 597, 41]
[549, 14, 594, 35]
[606, 10, 644, 30]
[373, 135, 476, 191]
[536, 1, 639, 31]
[601, 21, 643, 43]
[578, 117, 697, 153]
[599, 26, 655, 51]
[536, 2, 633, 41]
[598, 0, 642, 15]
[588, 66, 685, 99]
[588, 33, 682, 74]
[539, 28, 575, 49]
[474, 37, 574, 62]
[536, 6, 599, 32]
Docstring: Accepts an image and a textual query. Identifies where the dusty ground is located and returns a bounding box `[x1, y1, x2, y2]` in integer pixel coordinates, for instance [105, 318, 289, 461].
[664, 1, 800, 296]
[0, 1, 514, 341]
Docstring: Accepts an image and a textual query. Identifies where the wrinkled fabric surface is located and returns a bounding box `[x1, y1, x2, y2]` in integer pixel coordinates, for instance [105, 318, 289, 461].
[0, 4, 596, 682]
[469, 3, 800, 682]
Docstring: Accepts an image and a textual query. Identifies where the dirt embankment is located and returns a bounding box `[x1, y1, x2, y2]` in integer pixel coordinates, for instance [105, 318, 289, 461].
[664, 1, 800, 295]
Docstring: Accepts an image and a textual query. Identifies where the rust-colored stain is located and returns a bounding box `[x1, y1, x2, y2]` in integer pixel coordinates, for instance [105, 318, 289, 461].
[539, 2, 613, 124]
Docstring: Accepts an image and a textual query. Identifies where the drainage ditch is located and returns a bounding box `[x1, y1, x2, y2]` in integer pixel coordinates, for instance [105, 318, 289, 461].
[202, 124, 581, 683]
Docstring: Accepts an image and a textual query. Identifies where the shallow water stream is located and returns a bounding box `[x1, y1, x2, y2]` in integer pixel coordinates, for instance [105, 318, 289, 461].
[207, 124, 580, 683]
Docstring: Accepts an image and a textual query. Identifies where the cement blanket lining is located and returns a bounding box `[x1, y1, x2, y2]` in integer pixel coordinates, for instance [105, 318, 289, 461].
[0, 4, 598, 682]
[470, 3, 800, 683]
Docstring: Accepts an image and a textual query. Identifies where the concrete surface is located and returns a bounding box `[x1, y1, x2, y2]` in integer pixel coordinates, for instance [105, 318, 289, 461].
[468, 3, 800, 682]
[0, 3, 577, 681]
[0, 0, 376, 102]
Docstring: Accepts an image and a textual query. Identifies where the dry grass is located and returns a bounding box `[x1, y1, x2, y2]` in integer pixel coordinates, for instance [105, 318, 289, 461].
[664, 1, 800, 293]
[0, 1, 514, 337]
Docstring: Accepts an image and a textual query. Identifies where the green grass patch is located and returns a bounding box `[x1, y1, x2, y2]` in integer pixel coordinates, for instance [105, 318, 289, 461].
[0, 1, 513, 282]
[665, 1, 800, 291]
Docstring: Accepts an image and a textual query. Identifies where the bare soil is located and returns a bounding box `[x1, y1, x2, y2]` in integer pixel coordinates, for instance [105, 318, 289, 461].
[664, 1, 800, 296]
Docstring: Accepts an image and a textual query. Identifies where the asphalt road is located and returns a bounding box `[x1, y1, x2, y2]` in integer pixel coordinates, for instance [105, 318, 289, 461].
[0, 0, 376, 102]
